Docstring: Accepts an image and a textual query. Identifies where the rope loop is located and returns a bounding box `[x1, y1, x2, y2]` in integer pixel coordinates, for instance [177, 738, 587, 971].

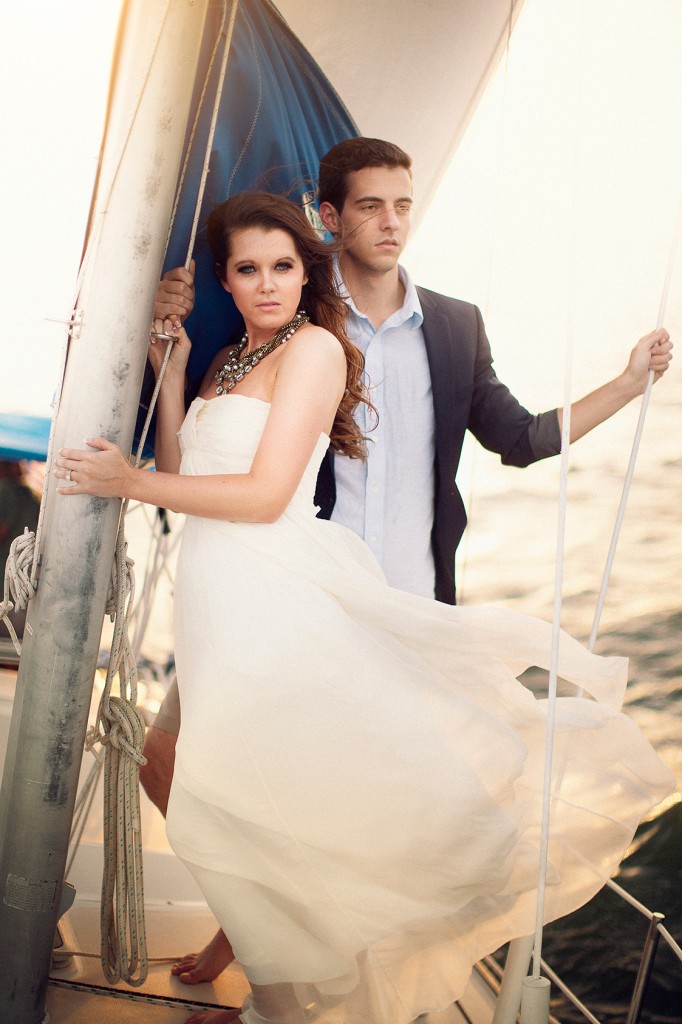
[100, 692, 149, 986]
[106, 542, 135, 621]
[96, 528, 149, 984]
[0, 528, 37, 653]
[100, 696, 148, 766]
[84, 725, 106, 763]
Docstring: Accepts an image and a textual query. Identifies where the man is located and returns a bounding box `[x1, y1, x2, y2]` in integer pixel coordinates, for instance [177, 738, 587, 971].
[147, 137, 672, 991]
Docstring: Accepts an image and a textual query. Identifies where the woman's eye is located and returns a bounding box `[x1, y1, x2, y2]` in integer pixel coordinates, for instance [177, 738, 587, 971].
[276, 262, 294, 271]
[237, 265, 255, 274]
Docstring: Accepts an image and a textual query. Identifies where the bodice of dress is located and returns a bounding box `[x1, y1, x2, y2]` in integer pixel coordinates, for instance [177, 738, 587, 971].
[178, 395, 329, 519]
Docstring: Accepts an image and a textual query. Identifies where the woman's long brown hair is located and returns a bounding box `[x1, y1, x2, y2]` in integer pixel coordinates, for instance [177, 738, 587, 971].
[207, 191, 374, 459]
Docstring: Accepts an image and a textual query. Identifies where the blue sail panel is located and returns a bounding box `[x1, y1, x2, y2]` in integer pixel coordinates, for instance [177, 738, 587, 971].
[154, 0, 357, 397]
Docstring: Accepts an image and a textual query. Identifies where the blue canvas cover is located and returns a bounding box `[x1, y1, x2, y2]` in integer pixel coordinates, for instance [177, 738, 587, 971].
[141, 0, 357, 422]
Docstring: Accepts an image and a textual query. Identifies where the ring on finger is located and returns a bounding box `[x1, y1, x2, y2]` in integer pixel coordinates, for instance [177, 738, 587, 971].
[66, 469, 72, 482]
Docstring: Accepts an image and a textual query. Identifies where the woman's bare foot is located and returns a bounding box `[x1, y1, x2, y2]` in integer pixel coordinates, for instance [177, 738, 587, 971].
[185, 1010, 242, 1024]
[172, 928, 236, 984]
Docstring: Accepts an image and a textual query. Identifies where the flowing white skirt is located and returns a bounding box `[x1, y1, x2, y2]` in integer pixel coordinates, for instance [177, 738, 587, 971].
[166, 396, 674, 1024]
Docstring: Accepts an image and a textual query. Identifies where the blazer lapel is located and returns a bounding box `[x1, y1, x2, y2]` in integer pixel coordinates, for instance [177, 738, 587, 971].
[418, 287, 459, 459]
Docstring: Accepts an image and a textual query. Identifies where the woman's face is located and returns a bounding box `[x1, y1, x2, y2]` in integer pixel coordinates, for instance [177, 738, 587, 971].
[222, 226, 308, 343]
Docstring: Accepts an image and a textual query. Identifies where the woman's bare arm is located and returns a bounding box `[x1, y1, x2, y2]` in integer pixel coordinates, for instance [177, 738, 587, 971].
[56, 326, 346, 523]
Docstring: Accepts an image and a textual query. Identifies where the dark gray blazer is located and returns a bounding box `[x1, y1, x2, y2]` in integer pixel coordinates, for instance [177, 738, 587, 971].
[314, 286, 560, 604]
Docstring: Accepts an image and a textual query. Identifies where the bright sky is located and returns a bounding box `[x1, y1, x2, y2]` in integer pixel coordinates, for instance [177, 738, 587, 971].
[0, 0, 120, 416]
[1, 0, 681, 419]
[407, 0, 682, 399]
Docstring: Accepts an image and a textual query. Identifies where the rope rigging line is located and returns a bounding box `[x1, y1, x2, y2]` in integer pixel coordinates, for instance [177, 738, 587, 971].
[452, 0, 518, 606]
[70, 0, 237, 987]
[527, 16, 586, 974]
[587, 182, 682, 654]
[184, 0, 240, 270]
[2, 0, 238, 989]
[514, 3, 680, 1002]
[523, 66, 682, 1019]
[163, 0, 233, 263]
[129, 508, 181, 661]
[529, 331, 575, 984]
[91, 0, 237, 982]
[134, 0, 238, 463]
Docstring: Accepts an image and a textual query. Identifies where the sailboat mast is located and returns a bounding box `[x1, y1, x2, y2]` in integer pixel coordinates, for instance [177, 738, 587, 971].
[0, 2, 209, 1021]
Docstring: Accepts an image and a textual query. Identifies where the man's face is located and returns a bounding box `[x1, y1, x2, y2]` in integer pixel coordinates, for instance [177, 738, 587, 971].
[322, 165, 413, 275]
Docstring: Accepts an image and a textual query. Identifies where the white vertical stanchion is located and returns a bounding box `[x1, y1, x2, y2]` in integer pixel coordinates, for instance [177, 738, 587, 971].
[521, 976, 551, 1023]
[492, 934, 534, 1024]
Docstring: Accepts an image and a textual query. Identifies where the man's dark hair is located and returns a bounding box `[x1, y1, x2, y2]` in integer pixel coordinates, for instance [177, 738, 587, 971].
[318, 137, 412, 213]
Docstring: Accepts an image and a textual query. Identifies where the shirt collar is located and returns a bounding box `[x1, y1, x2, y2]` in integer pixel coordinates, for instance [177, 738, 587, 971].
[334, 259, 424, 331]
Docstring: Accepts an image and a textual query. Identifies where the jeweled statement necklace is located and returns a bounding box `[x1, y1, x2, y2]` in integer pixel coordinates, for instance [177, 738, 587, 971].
[215, 311, 310, 395]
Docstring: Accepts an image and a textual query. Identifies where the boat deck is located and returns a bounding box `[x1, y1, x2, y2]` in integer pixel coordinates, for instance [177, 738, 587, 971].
[48, 901, 250, 1022]
[48, 902, 491, 1023]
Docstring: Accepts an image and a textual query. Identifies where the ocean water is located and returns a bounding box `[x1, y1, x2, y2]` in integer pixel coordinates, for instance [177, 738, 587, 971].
[457, 387, 682, 1022]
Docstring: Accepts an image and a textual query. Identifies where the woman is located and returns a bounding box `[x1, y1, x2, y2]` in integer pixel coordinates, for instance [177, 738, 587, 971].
[56, 192, 674, 1024]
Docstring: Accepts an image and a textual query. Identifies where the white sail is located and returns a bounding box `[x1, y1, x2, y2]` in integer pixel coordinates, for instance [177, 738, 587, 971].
[275, 0, 524, 216]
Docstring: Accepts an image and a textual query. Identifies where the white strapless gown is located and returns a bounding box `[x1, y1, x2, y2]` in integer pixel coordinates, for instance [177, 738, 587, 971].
[166, 395, 674, 1024]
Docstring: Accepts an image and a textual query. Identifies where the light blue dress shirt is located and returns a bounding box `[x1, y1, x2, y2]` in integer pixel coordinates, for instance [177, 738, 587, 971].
[331, 266, 437, 597]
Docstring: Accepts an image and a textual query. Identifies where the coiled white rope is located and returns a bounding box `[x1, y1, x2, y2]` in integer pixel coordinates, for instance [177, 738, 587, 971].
[98, 525, 149, 985]
[0, 529, 36, 650]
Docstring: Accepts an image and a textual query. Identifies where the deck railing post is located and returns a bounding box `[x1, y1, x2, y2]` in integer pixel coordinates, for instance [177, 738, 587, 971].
[492, 934, 535, 1024]
[625, 912, 664, 1024]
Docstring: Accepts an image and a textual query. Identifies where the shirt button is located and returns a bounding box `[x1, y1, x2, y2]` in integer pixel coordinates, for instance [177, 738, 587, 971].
[370, 535, 378, 544]
[371, 485, 379, 494]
